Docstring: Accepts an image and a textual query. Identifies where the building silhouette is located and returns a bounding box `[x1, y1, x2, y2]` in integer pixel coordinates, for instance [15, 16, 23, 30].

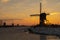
[3, 22, 6, 26]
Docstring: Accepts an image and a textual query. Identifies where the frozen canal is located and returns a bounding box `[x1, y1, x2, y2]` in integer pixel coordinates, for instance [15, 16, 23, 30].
[0, 27, 60, 40]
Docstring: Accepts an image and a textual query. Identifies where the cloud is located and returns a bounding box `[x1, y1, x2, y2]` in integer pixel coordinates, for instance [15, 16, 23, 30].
[1, 0, 9, 3]
[41, 0, 48, 12]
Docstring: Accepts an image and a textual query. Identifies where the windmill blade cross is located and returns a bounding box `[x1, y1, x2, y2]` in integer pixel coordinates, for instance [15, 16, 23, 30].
[30, 14, 40, 16]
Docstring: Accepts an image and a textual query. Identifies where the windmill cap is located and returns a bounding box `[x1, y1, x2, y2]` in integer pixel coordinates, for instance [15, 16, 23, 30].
[41, 13, 49, 15]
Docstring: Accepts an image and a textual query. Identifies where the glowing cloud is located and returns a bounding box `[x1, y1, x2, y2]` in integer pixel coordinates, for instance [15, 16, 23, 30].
[1, 0, 9, 3]
[50, 12, 59, 15]
[42, 0, 47, 12]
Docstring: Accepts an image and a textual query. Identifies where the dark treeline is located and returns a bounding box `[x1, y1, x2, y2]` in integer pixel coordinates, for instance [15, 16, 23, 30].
[0, 24, 60, 28]
[30, 24, 60, 28]
[0, 23, 29, 28]
[0, 21, 60, 28]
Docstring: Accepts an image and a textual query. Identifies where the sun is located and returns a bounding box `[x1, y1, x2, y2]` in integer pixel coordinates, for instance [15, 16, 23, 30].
[44, 20, 47, 24]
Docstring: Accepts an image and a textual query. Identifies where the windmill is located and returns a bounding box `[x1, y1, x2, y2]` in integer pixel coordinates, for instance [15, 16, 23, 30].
[30, 3, 49, 26]
[28, 2, 60, 40]
[29, 3, 49, 40]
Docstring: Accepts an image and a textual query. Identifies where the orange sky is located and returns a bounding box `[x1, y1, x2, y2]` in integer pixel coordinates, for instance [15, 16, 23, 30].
[0, 0, 60, 26]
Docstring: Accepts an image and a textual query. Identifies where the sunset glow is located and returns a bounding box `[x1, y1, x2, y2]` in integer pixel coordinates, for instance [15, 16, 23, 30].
[0, 0, 60, 26]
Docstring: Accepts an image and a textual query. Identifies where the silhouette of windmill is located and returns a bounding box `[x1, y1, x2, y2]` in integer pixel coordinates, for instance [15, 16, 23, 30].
[29, 3, 49, 40]
[28, 3, 60, 40]
[29, 2, 60, 40]
[30, 3, 49, 26]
